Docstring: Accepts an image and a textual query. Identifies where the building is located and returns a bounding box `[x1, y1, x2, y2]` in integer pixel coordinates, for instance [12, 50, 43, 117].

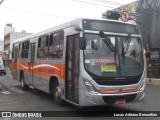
[4, 23, 14, 36]
[0, 40, 4, 51]
[102, 1, 137, 21]
[137, 0, 160, 79]
[3, 24, 32, 67]
[102, 0, 160, 49]
[102, 0, 160, 78]
[0, 40, 4, 58]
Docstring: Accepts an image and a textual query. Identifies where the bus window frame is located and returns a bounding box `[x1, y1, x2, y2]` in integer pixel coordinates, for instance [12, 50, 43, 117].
[21, 40, 30, 59]
[48, 30, 64, 59]
[37, 34, 49, 59]
[12, 44, 15, 59]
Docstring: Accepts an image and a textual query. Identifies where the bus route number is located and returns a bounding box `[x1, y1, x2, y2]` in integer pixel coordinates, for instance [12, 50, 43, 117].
[101, 65, 116, 72]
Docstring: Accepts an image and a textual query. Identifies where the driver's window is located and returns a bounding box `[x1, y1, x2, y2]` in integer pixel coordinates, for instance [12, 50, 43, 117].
[48, 31, 64, 58]
[110, 37, 115, 47]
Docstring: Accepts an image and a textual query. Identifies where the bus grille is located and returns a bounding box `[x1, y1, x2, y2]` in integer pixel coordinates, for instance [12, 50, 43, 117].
[102, 94, 137, 104]
[96, 79, 139, 85]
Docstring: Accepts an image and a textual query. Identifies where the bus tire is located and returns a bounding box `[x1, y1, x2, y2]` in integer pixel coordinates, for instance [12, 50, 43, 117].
[20, 73, 28, 90]
[53, 81, 64, 106]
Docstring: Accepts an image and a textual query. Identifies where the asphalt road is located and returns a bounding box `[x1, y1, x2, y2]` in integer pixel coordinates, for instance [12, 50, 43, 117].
[0, 69, 160, 120]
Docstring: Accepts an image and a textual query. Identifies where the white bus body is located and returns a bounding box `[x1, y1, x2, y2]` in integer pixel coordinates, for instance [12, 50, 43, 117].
[11, 18, 145, 107]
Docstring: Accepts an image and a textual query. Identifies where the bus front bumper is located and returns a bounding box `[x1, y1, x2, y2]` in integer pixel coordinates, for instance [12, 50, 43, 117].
[79, 89, 145, 107]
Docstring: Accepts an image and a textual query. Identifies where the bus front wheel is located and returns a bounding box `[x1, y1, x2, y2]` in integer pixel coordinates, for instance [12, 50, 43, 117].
[53, 81, 64, 106]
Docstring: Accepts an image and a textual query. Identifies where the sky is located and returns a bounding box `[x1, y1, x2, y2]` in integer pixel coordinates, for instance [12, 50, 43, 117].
[0, 0, 137, 39]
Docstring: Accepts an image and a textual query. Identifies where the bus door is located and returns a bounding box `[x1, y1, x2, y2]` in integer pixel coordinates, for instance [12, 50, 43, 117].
[30, 43, 36, 86]
[66, 34, 79, 104]
[14, 47, 19, 79]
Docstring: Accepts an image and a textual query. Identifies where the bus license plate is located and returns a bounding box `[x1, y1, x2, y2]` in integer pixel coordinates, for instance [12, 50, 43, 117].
[115, 99, 126, 104]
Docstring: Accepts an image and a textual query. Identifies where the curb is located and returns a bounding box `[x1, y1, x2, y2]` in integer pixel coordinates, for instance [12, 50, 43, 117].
[146, 78, 160, 86]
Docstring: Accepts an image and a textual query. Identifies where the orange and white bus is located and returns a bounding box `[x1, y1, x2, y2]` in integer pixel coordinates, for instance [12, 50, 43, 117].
[11, 18, 146, 107]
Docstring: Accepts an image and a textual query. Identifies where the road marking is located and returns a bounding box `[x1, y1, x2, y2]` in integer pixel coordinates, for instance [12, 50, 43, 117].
[0, 99, 13, 102]
[0, 76, 6, 79]
[10, 87, 25, 93]
[2, 91, 11, 94]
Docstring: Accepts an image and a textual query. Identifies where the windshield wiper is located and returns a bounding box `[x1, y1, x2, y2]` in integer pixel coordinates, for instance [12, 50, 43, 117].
[99, 31, 115, 52]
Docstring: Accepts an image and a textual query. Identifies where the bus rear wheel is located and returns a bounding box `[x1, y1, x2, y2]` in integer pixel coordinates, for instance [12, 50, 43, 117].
[53, 81, 64, 106]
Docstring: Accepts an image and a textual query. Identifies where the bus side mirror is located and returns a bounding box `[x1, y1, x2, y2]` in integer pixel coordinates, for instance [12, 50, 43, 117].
[79, 37, 86, 50]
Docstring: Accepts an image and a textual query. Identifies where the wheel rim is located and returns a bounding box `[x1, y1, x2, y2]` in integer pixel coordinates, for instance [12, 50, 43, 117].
[55, 86, 61, 101]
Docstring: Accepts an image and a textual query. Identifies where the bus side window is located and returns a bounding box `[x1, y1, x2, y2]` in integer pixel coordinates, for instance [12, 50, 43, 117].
[37, 35, 48, 58]
[18, 43, 22, 58]
[21, 41, 29, 58]
[49, 31, 64, 58]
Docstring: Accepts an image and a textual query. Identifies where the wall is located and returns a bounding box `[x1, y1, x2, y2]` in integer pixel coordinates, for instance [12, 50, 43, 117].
[136, 0, 160, 48]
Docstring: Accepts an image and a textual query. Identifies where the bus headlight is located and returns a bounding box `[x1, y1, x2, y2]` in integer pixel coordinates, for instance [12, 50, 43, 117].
[139, 82, 145, 91]
[139, 71, 146, 91]
[83, 78, 98, 94]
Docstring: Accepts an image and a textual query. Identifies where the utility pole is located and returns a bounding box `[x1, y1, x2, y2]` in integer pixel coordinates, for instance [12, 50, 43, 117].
[0, 0, 4, 5]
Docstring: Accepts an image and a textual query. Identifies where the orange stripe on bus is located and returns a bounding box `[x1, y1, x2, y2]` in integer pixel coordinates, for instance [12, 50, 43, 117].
[11, 61, 65, 80]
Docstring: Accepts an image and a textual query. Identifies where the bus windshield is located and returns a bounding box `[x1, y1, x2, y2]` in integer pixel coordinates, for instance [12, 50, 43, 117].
[84, 34, 144, 78]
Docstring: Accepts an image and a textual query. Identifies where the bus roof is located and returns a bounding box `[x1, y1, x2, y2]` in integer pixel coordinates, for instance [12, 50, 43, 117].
[13, 18, 137, 44]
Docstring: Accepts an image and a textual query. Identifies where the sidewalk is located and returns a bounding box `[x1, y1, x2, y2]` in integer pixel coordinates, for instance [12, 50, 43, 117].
[0, 69, 20, 88]
[146, 78, 160, 86]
